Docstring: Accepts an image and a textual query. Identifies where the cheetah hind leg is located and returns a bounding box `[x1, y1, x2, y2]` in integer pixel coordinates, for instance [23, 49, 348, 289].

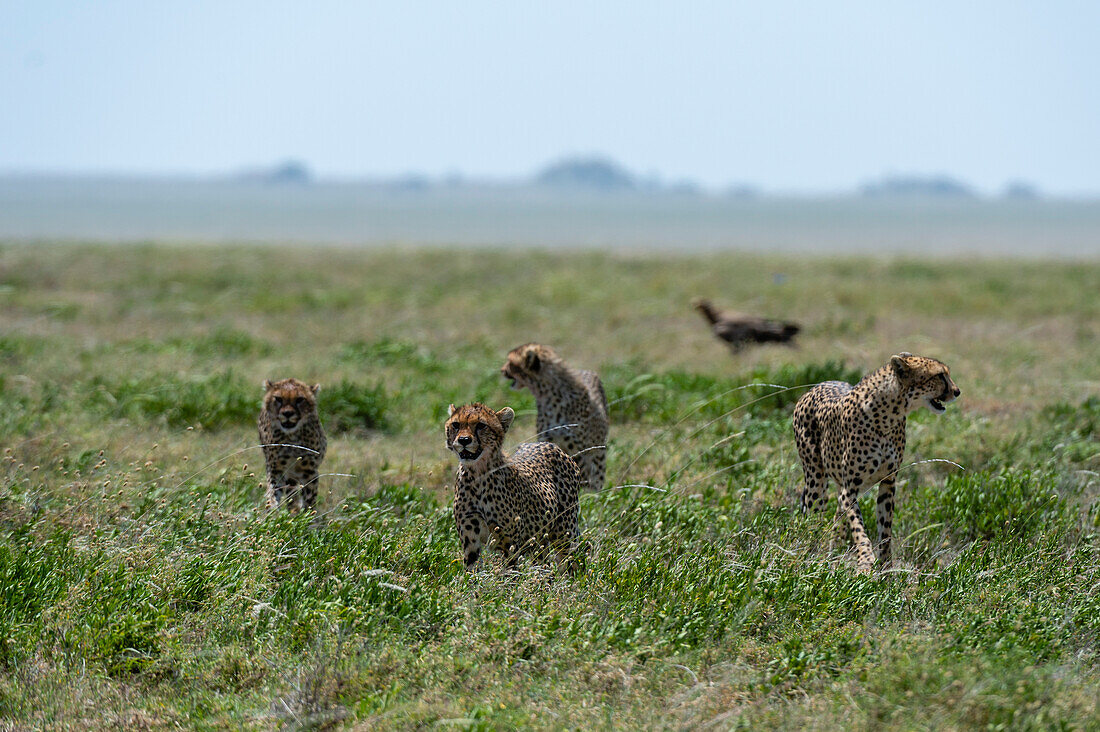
[794, 423, 829, 515]
[793, 433, 837, 554]
[830, 501, 849, 554]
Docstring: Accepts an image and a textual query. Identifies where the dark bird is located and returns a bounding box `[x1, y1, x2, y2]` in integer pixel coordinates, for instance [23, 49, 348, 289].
[692, 297, 800, 353]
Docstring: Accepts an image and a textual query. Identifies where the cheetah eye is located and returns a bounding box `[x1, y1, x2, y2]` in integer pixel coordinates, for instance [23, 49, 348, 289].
[474, 422, 486, 433]
[295, 397, 307, 407]
[273, 397, 284, 407]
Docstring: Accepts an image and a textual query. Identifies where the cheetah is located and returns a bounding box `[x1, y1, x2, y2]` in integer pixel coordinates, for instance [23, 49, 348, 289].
[258, 378, 327, 512]
[501, 343, 609, 491]
[445, 402, 581, 570]
[792, 353, 960, 572]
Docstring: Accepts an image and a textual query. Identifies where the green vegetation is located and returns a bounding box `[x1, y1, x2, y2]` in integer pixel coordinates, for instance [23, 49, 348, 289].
[0, 243, 1098, 729]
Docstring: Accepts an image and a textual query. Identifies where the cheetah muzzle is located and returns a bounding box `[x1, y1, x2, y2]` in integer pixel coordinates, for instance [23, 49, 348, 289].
[927, 376, 961, 414]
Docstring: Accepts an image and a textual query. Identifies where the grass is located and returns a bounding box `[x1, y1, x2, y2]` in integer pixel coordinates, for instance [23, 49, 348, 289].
[0, 242, 1098, 729]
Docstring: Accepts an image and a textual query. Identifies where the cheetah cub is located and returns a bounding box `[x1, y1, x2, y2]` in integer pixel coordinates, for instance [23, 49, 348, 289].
[792, 353, 960, 572]
[258, 378, 327, 512]
[501, 343, 609, 491]
[445, 402, 581, 571]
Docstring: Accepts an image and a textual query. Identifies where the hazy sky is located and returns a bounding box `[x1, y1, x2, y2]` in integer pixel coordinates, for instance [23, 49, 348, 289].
[3, 2, 1098, 193]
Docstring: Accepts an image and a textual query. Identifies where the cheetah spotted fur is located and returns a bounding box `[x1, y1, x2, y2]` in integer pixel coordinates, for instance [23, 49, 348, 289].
[501, 343, 609, 491]
[445, 402, 581, 570]
[258, 378, 327, 512]
[792, 353, 960, 572]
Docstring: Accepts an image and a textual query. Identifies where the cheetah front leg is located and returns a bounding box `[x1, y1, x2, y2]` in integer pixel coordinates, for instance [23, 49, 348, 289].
[294, 466, 321, 513]
[838, 477, 876, 572]
[291, 481, 310, 513]
[279, 477, 303, 513]
[265, 480, 285, 511]
[549, 532, 583, 576]
[262, 448, 286, 511]
[584, 449, 606, 492]
[875, 476, 897, 568]
[286, 455, 322, 513]
[455, 509, 491, 570]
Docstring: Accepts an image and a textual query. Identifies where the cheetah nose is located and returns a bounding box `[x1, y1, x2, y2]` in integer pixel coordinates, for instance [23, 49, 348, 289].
[953, 386, 961, 397]
[456, 435, 472, 446]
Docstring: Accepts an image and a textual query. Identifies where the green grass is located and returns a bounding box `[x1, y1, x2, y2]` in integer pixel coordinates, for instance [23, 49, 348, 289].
[0, 243, 1098, 729]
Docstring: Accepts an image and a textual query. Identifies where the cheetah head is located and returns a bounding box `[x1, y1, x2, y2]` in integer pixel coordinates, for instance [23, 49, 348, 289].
[262, 378, 321, 433]
[445, 403, 514, 464]
[501, 343, 559, 391]
[890, 353, 960, 415]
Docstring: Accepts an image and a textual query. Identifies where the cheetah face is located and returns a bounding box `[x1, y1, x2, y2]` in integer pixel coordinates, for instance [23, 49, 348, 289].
[501, 343, 557, 391]
[891, 354, 960, 415]
[445, 403, 515, 464]
[263, 378, 321, 433]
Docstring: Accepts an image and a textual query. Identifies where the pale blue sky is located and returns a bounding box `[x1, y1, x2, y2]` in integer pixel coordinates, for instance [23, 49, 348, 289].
[2, 2, 1098, 193]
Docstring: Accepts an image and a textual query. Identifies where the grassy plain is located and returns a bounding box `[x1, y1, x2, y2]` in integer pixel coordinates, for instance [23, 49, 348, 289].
[1, 243, 1098, 729]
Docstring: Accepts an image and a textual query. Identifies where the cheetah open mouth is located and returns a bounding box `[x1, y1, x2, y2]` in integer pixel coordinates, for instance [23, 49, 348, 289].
[928, 390, 956, 414]
[457, 447, 482, 461]
[279, 419, 301, 430]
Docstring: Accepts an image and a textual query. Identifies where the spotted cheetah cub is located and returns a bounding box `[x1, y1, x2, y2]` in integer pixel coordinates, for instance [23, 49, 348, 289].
[501, 343, 609, 491]
[445, 403, 581, 570]
[258, 378, 327, 512]
[792, 353, 960, 572]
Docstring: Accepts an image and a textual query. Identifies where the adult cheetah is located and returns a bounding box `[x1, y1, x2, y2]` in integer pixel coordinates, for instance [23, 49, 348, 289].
[792, 353, 960, 572]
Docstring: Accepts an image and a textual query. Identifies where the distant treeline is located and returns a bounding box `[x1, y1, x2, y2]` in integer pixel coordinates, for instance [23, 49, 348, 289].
[201, 156, 1043, 200]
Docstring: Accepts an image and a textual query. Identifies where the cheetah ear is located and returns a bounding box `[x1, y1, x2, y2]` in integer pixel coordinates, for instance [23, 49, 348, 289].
[448, 403, 457, 417]
[890, 354, 913, 378]
[263, 379, 274, 391]
[496, 407, 515, 432]
[310, 383, 321, 395]
[524, 350, 541, 373]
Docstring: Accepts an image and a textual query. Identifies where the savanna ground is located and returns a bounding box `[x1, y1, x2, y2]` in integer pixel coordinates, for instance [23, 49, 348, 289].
[1, 243, 1098, 730]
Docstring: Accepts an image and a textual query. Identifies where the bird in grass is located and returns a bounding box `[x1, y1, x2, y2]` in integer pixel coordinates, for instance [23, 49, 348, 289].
[692, 297, 800, 353]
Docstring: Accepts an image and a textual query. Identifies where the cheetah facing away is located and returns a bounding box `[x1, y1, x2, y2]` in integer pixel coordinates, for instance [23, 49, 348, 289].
[501, 343, 609, 492]
[445, 402, 581, 571]
[258, 378, 327, 512]
[792, 353, 960, 572]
